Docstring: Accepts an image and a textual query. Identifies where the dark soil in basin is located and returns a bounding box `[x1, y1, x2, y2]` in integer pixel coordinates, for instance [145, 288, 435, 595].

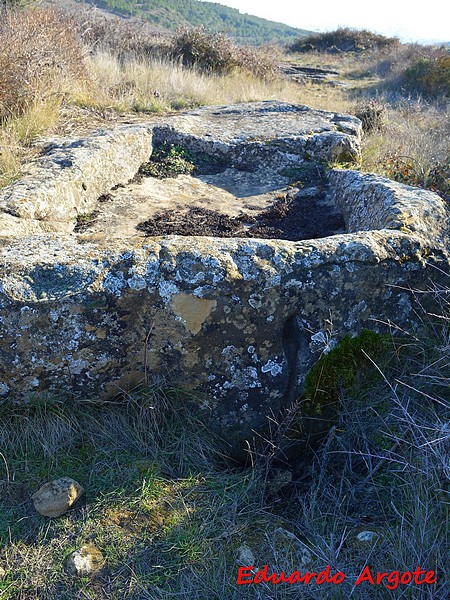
[136, 193, 345, 241]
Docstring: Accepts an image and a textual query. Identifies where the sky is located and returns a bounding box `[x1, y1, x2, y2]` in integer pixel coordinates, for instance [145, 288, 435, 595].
[215, 0, 449, 43]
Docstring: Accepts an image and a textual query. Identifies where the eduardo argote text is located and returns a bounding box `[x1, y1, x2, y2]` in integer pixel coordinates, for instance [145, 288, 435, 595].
[237, 565, 437, 590]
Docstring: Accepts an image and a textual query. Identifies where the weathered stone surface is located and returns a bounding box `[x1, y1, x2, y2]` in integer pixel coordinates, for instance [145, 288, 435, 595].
[280, 62, 340, 84]
[0, 101, 448, 458]
[81, 169, 295, 240]
[76, 156, 344, 242]
[0, 125, 153, 235]
[329, 169, 449, 245]
[152, 101, 361, 167]
[1, 226, 447, 455]
[65, 544, 104, 576]
[32, 478, 84, 517]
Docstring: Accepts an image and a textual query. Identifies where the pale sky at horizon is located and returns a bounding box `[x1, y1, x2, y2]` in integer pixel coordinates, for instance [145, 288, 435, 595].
[213, 0, 449, 43]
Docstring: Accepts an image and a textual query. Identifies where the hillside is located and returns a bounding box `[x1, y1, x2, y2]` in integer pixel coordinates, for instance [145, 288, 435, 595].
[74, 0, 310, 45]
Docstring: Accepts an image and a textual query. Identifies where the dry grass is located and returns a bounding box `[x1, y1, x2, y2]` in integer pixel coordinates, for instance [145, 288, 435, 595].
[0, 6, 87, 120]
[0, 99, 61, 186]
[0, 296, 448, 599]
[0, 5, 87, 185]
[283, 48, 449, 198]
[77, 52, 302, 113]
[354, 93, 450, 200]
[1, 43, 302, 184]
[360, 98, 450, 180]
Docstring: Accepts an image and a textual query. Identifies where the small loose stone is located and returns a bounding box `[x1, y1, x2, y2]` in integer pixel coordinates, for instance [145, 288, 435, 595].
[32, 477, 84, 517]
[65, 544, 104, 576]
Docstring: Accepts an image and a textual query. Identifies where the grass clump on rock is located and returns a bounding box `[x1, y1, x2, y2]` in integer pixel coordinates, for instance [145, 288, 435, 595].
[137, 143, 195, 179]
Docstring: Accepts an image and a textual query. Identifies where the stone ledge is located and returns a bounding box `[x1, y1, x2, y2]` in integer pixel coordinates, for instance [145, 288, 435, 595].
[329, 169, 450, 245]
[0, 228, 447, 456]
[0, 125, 153, 229]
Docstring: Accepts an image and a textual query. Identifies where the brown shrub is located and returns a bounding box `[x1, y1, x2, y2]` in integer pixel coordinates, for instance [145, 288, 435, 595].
[357, 43, 450, 97]
[291, 27, 399, 54]
[380, 152, 450, 200]
[70, 7, 172, 60]
[0, 6, 87, 119]
[402, 50, 450, 97]
[354, 99, 387, 132]
[171, 26, 277, 78]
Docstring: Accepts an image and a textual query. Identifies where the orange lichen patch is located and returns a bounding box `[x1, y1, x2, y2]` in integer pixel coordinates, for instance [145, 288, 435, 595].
[171, 293, 217, 335]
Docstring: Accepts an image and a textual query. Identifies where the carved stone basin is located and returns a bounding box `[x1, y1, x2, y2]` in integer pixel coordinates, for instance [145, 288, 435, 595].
[0, 102, 448, 457]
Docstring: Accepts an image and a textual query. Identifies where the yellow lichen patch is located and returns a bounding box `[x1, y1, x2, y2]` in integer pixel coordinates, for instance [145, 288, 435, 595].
[171, 293, 217, 335]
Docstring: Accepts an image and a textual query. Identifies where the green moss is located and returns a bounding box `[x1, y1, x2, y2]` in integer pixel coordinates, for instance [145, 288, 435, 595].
[280, 330, 392, 453]
[304, 329, 391, 406]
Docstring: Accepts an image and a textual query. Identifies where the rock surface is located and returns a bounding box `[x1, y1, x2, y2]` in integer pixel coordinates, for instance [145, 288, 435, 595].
[151, 101, 361, 167]
[32, 478, 84, 517]
[0, 101, 448, 458]
[0, 101, 360, 239]
[280, 62, 340, 84]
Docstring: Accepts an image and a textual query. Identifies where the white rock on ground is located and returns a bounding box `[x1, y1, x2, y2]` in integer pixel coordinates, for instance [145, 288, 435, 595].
[356, 530, 379, 544]
[237, 542, 256, 566]
[65, 544, 104, 576]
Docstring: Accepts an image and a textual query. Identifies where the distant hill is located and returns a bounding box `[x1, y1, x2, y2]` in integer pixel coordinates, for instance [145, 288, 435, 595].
[75, 0, 311, 45]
